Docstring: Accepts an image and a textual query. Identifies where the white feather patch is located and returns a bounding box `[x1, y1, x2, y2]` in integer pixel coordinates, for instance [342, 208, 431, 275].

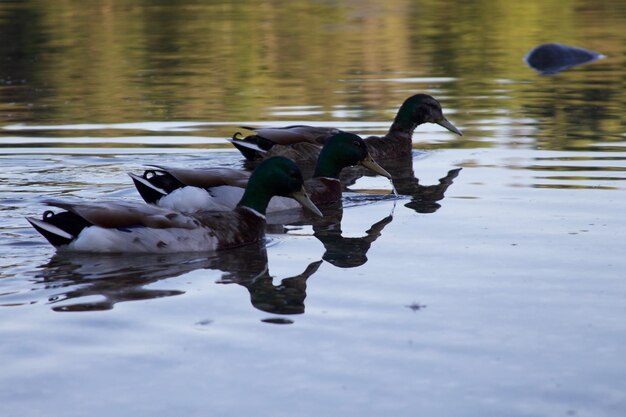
[158, 186, 234, 213]
[267, 196, 300, 212]
[156, 185, 301, 214]
[66, 226, 220, 253]
[208, 185, 245, 209]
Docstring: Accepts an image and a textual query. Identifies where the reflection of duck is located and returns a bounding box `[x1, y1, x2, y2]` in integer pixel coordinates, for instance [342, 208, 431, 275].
[240, 260, 323, 315]
[396, 168, 461, 213]
[35, 240, 324, 315]
[311, 205, 393, 268]
[231, 94, 462, 163]
[37, 252, 206, 311]
[27, 157, 321, 253]
[340, 147, 462, 214]
[219, 253, 323, 315]
[130, 132, 390, 214]
[208, 241, 324, 315]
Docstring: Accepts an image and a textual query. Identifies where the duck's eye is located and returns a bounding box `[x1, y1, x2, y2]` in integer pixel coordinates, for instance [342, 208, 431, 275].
[353, 140, 362, 147]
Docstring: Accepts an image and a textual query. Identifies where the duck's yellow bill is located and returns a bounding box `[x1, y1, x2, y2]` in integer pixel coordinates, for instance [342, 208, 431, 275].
[291, 187, 323, 217]
[360, 154, 392, 179]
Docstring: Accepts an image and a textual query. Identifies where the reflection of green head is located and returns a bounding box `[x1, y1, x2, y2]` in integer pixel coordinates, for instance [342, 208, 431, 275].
[314, 132, 370, 178]
[322, 248, 368, 268]
[238, 156, 304, 215]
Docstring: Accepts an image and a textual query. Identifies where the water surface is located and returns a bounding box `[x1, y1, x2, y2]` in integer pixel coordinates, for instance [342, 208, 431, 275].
[1, 1, 626, 416]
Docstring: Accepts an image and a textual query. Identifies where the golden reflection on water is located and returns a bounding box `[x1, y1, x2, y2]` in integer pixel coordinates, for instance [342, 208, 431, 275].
[1, 0, 626, 149]
[0, 0, 624, 219]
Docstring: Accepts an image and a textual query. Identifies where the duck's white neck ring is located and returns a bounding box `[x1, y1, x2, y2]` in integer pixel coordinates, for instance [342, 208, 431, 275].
[240, 206, 266, 220]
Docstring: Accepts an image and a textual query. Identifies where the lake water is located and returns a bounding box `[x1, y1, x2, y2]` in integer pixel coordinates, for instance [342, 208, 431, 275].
[1, 1, 626, 416]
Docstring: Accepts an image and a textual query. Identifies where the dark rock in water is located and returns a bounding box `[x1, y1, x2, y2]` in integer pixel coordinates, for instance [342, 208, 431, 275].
[524, 43, 604, 74]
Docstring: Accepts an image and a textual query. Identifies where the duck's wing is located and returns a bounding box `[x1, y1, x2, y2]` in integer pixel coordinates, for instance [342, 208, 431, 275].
[43, 199, 200, 230]
[263, 142, 325, 165]
[147, 165, 250, 188]
[228, 138, 268, 160]
[239, 125, 342, 146]
[230, 126, 345, 163]
[231, 125, 341, 160]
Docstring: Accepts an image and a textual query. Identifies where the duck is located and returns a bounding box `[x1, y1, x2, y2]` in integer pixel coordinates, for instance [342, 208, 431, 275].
[129, 132, 391, 215]
[129, 166, 251, 212]
[230, 93, 462, 162]
[26, 157, 322, 253]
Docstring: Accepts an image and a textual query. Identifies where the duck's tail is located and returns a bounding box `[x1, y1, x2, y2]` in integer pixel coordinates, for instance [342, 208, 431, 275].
[26, 210, 91, 247]
[128, 171, 185, 204]
[228, 132, 270, 160]
[128, 173, 167, 204]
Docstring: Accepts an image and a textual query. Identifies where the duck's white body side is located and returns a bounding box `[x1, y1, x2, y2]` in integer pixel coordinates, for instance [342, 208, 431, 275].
[158, 185, 300, 214]
[27, 212, 221, 253]
[157, 186, 237, 213]
[66, 225, 220, 253]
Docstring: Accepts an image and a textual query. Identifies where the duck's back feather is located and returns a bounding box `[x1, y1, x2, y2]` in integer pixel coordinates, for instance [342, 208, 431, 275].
[45, 199, 201, 230]
[250, 133, 412, 164]
[241, 125, 340, 146]
[262, 142, 324, 162]
[232, 126, 341, 161]
[147, 165, 250, 188]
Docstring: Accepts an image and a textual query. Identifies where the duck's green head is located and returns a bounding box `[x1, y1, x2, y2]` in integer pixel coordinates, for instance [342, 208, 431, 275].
[314, 132, 391, 179]
[239, 156, 322, 217]
[392, 94, 462, 136]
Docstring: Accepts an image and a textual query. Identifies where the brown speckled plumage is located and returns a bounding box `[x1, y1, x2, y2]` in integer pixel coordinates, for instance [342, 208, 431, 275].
[305, 178, 342, 206]
[193, 207, 266, 250]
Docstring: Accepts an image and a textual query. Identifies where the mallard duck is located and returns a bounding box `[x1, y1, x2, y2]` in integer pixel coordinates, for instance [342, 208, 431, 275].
[130, 132, 391, 214]
[230, 94, 462, 162]
[26, 157, 322, 253]
[129, 166, 251, 212]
